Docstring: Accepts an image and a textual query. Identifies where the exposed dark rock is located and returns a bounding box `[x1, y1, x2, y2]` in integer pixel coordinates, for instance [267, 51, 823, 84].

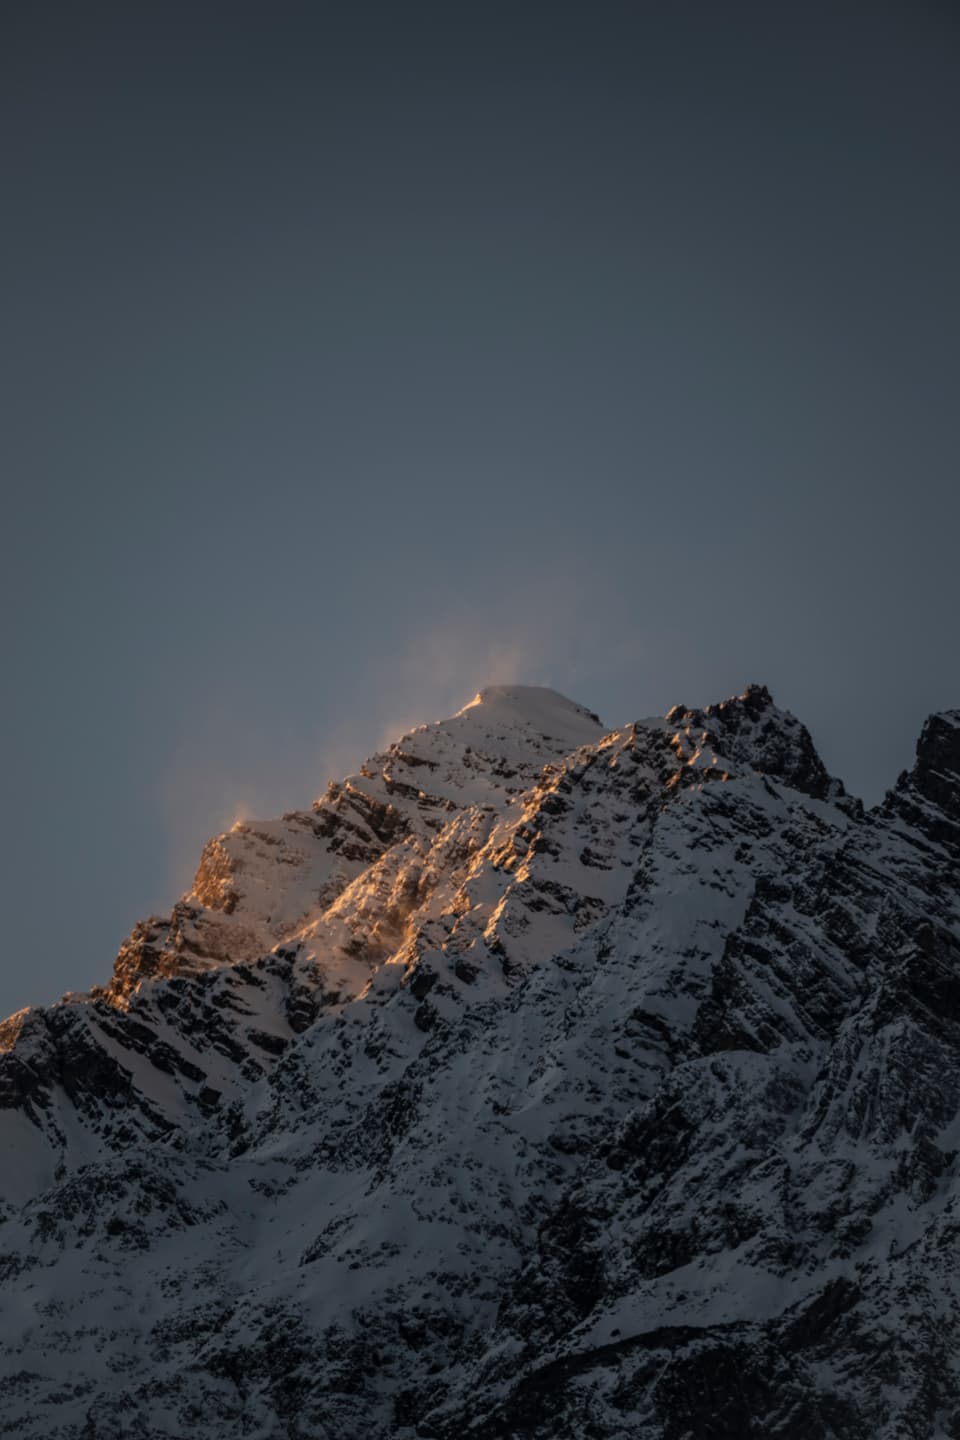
[1, 685, 959, 1439]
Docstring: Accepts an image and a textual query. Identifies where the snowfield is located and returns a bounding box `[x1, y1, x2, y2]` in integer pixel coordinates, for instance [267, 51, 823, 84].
[1, 683, 959, 1439]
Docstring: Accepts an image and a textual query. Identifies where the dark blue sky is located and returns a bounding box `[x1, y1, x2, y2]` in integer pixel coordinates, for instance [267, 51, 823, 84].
[2, 1, 958, 1018]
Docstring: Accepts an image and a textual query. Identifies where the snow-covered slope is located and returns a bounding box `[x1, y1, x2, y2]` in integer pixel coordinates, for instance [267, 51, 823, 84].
[1, 683, 959, 1439]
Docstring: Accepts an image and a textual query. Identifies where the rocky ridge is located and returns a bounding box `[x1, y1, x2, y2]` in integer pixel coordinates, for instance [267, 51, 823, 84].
[1, 683, 959, 1439]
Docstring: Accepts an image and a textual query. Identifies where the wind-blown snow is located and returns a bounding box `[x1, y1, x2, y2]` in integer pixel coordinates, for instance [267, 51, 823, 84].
[1, 682, 959, 1440]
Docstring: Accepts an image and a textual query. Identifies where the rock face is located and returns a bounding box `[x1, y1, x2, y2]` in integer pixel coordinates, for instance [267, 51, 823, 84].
[1, 682, 959, 1439]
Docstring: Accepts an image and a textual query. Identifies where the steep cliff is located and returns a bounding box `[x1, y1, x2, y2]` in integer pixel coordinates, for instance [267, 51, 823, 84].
[2, 684, 958, 1439]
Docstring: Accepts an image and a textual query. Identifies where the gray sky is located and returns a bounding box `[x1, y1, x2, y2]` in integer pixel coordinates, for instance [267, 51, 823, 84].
[2, 1, 958, 1019]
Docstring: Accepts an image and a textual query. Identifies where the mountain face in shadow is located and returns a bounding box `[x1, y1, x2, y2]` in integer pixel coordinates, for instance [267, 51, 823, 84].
[2, 684, 959, 1440]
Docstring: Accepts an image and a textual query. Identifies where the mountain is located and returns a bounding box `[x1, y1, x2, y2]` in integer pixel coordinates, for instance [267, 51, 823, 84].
[1, 682, 959, 1440]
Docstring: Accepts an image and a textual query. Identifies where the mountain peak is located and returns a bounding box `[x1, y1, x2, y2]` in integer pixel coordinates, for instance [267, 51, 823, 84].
[666, 682, 775, 725]
[453, 683, 603, 736]
[665, 682, 847, 804]
[885, 706, 960, 850]
[3, 677, 960, 1437]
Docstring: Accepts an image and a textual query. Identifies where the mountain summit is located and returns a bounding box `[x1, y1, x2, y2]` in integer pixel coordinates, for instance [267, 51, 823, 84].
[2, 684, 959, 1439]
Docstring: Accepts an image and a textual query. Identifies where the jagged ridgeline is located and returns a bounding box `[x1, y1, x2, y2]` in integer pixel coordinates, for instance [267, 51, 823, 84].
[2, 684, 959, 1440]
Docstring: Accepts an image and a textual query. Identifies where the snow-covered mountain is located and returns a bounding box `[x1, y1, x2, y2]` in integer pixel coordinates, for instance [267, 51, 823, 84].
[2, 682, 959, 1439]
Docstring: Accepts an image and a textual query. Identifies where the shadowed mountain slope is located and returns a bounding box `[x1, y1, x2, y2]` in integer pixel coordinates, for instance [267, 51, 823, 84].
[2, 683, 959, 1440]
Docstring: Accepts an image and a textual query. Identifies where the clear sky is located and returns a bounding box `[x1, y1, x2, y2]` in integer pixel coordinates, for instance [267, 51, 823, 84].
[2, 1, 958, 1019]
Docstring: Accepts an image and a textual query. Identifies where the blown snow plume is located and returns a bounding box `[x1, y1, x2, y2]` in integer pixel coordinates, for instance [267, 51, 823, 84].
[2, 684, 960, 1439]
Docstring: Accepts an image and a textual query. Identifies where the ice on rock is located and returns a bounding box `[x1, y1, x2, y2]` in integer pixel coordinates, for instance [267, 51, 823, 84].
[1, 685, 959, 1439]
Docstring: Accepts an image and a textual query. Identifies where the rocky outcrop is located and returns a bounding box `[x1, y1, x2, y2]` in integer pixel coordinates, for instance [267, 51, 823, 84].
[1, 683, 958, 1439]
